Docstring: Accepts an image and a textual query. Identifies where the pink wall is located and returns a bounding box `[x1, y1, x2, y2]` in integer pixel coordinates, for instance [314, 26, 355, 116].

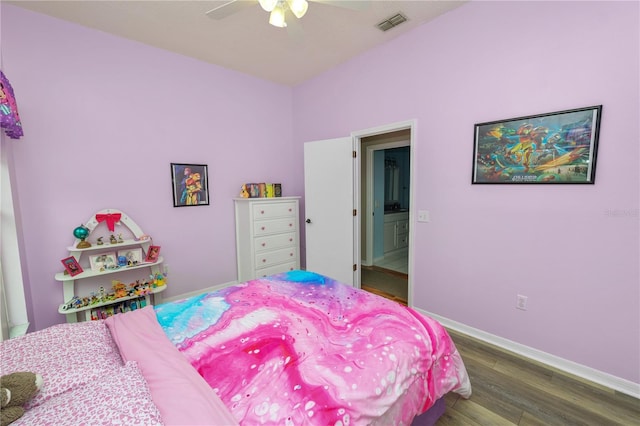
[3, 1, 639, 385]
[2, 5, 297, 331]
[292, 1, 639, 384]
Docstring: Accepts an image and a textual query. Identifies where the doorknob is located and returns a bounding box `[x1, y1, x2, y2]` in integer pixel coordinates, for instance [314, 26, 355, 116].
[306, 219, 312, 224]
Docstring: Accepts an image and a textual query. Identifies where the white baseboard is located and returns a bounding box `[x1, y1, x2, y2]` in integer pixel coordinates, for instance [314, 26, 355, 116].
[162, 280, 239, 304]
[9, 322, 29, 339]
[417, 308, 640, 399]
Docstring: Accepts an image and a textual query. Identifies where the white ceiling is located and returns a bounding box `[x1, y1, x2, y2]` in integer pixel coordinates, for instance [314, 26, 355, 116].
[9, 0, 466, 86]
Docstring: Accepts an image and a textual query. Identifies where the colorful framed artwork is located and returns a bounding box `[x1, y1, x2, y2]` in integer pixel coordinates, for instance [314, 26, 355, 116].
[61, 256, 83, 276]
[171, 163, 210, 207]
[89, 252, 117, 271]
[117, 248, 143, 266]
[145, 245, 161, 263]
[472, 105, 602, 184]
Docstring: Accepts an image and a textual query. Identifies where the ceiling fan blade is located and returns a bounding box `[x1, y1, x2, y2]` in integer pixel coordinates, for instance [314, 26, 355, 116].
[285, 13, 305, 44]
[205, 0, 257, 20]
[310, 0, 370, 11]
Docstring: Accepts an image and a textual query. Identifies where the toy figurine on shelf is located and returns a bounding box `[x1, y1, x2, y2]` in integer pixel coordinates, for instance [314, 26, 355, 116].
[151, 272, 166, 288]
[96, 236, 104, 245]
[61, 296, 82, 311]
[117, 233, 124, 243]
[135, 281, 151, 296]
[89, 292, 99, 305]
[109, 234, 117, 244]
[112, 280, 128, 299]
[127, 282, 138, 297]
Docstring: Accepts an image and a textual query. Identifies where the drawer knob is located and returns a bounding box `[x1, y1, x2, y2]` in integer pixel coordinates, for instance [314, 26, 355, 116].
[289, 223, 293, 227]
[261, 226, 266, 230]
[262, 243, 266, 247]
[262, 259, 266, 263]
[288, 208, 292, 212]
[289, 238, 292, 242]
[290, 253, 293, 257]
[261, 210, 265, 214]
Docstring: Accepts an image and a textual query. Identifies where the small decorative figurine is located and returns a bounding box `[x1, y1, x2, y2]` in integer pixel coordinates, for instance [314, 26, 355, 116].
[151, 272, 166, 288]
[117, 256, 127, 267]
[109, 234, 117, 244]
[96, 236, 104, 245]
[117, 233, 124, 243]
[112, 281, 128, 299]
[240, 184, 250, 198]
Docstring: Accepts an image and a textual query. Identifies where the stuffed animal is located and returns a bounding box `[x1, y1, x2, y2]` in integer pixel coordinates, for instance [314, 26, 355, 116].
[0, 372, 43, 426]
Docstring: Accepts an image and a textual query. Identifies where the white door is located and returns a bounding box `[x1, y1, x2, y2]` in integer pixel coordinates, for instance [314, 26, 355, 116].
[304, 137, 356, 286]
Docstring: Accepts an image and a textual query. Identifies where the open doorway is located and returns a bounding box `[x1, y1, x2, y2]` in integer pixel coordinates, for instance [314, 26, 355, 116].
[303, 120, 415, 301]
[358, 129, 411, 305]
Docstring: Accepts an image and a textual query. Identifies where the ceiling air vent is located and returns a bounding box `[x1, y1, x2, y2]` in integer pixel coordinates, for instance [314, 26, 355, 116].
[376, 13, 408, 32]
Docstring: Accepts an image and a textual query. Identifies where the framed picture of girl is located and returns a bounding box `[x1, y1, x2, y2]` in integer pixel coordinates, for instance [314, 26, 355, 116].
[145, 245, 161, 263]
[61, 256, 83, 276]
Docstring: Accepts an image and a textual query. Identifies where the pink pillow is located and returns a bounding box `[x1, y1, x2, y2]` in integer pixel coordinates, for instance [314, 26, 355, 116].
[105, 306, 239, 426]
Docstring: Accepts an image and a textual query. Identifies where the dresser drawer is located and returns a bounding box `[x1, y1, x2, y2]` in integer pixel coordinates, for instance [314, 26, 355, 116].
[252, 202, 297, 220]
[254, 232, 296, 253]
[253, 217, 297, 236]
[397, 233, 409, 248]
[398, 220, 409, 234]
[255, 261, 298, 278]
[255, 246, 298, 269]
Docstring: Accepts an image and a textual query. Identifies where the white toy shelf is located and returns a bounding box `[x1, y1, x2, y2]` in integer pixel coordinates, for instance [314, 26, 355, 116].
[54, 208, 166, 322]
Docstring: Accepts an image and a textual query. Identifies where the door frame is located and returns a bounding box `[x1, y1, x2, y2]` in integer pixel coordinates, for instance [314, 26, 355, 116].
[352, 119, 416, 306]
[363, 140, 410, 267]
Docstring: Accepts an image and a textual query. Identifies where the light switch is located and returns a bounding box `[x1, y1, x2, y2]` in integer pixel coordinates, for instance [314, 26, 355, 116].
[418, 210, 430, 222]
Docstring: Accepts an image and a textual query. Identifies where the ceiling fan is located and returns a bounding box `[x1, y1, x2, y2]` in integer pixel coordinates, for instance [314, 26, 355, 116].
[206, 0, 369, 28]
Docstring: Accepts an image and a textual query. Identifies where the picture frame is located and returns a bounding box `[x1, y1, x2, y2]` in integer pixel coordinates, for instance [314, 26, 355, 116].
[117, 248, 143, 266]
[472, 105, 602, 184]
[171, 163, 210, 207]
[61, 256, 83, 276]
[145, 245, 161, 263]
[89, 252, 117, 271]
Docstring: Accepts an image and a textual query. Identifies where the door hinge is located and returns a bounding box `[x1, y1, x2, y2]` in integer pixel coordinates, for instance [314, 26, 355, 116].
[352, 151, 357, 158]
[353, 209, 357, 216]
[353, 264, 357, 271]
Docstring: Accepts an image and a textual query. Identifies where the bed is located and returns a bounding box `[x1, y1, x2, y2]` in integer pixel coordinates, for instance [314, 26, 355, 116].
[0, 270, 471, 425]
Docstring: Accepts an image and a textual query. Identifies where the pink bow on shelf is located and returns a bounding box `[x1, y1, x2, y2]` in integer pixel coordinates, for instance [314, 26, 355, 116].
[95, 213, 122, 232]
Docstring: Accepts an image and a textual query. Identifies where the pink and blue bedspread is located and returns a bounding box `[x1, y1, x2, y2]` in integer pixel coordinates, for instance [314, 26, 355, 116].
[155, 270, 471, 425]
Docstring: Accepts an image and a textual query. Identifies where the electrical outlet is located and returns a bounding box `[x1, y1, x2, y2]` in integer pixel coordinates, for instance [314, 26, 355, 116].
[418, 210, 430, 222]
[516, 294, 528, 310]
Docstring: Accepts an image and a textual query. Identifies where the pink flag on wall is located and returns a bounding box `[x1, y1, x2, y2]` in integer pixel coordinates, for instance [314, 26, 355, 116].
[0, 70, 24, 139]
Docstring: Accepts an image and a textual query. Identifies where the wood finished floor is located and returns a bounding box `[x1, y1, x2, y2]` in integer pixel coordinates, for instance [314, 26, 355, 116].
[437, 330, 640, 425]
[361, 271, 639, 425]
[361, 265, 408, 305]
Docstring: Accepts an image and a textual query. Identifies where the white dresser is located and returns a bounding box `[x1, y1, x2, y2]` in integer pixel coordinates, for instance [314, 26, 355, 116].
[234, 197, 301, 282]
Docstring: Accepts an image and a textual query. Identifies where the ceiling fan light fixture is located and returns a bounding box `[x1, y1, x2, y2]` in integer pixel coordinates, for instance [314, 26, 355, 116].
[258, 0, 278, 12]
[288, 0, 308, 19]
[269, 5, 287, 27]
